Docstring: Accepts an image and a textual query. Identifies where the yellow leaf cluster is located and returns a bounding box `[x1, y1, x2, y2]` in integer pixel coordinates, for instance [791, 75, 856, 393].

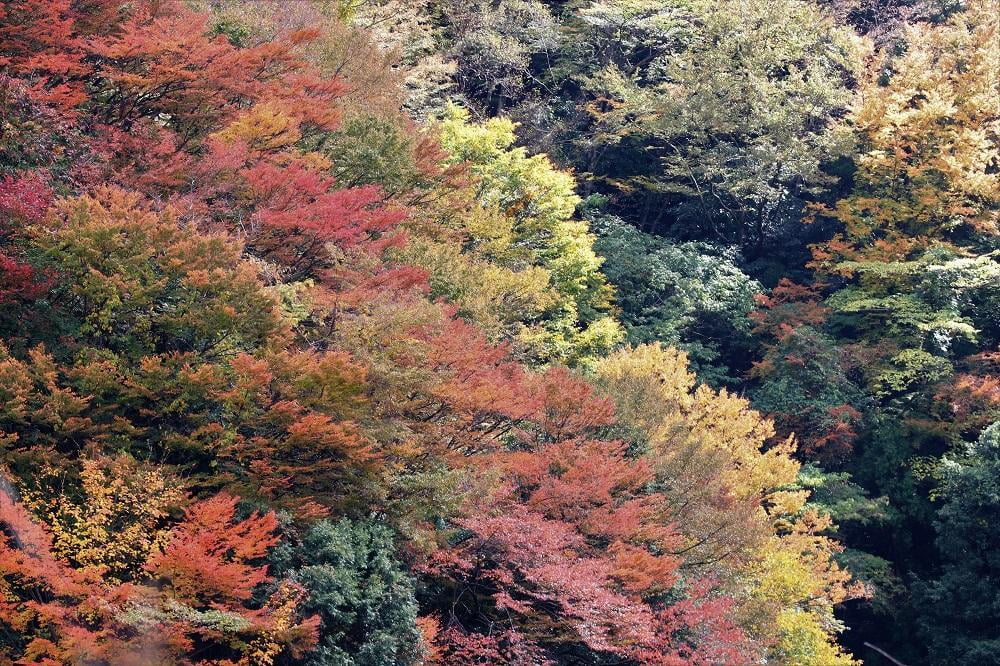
[212, 102, 303, 152]
[596, 343, 800, 503]
[44, 457, 185, 581]
[595, 343, 863, 665]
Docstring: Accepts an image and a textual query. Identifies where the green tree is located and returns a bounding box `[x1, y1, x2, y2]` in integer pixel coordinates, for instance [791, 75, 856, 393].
[437, 104, 623, 366]
[643, 0, 860, 251]
[271, 519, 423, 666]
[524, 0, 862, 257]
[916, 423, 1000, 665]
[591, 213, 761, 384]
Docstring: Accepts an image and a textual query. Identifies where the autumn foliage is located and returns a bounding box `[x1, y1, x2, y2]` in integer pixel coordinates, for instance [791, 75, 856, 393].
[0, 1, 870, 665]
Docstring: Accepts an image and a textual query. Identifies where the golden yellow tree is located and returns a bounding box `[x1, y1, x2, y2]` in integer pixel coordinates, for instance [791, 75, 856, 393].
[596, 344, 862, 665]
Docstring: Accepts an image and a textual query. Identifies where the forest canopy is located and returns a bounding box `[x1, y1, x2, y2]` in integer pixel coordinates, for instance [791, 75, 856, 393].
[0, 0, 997, 664]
